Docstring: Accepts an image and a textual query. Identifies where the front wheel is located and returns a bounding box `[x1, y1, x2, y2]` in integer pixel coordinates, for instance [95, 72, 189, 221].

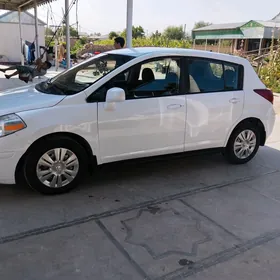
[23, 137, 88, 195]
[224, 123, 260, 164]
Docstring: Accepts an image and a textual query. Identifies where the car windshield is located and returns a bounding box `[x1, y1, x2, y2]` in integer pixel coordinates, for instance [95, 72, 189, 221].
[35, 53, 133, 95]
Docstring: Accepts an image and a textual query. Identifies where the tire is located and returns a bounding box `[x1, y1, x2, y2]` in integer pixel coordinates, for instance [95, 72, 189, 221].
[224, 122, 260, 164]
[23, 136, 88, 195]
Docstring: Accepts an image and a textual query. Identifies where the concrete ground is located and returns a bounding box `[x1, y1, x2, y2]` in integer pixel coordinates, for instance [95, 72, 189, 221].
[1, 69, 280, 279]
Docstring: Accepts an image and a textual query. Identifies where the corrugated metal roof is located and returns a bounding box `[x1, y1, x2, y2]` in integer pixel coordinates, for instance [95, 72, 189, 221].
[193, 22, 246, 31]
[0, 10, 46, 25]
[272, 12, 280, 22]
[194, 15, 280, 32]
[257, 20, 280, 28]
[0, 0, 57, 11]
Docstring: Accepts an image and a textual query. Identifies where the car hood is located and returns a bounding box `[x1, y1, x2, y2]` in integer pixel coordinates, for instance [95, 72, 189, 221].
[0, 84, 65, 116]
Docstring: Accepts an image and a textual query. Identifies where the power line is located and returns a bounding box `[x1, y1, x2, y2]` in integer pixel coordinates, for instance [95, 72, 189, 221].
[44, 0, 76, 50]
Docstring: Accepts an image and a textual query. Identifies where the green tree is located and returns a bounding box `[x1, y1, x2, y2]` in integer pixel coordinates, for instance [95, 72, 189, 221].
[45, 27, 54, 36]
[151, 30, 161, 39]
[57, 26, 79, 37]
[109, 31, 119, 39]
[133, 26, 145, 39]
[193, 21, 212, 30]
[121, 25, 145, 39]
[163, 26, 185, 40]
[79, 36, 88, 45]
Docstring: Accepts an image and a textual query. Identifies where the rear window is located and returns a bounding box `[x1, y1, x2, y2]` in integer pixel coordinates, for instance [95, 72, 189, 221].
[188, 58, 244, 94]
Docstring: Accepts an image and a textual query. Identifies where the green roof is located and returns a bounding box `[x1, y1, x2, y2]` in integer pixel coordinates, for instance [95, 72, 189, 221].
[193, 22, 246, 31]
[192, 14, 280, 40]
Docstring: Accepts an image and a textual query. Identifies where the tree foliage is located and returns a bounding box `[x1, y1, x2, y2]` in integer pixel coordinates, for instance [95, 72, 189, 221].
[45, 27, 54, 36]
[163, 26, 185, 40]
[109, 31, 119, 39]
[57, 26, 79, 37]
[193, 21, 212, 30]
[120, 25, 145, 39]
[259, 39, 280, 92]
[150, 30, 161, 39]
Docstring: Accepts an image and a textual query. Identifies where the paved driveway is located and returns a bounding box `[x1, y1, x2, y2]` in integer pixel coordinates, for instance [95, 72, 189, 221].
[0, 115, 280, 279]
[1, 70, 280, 279]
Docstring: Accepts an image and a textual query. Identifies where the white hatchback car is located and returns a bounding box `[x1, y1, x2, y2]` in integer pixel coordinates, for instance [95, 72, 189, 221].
[0, 47, 275, 194]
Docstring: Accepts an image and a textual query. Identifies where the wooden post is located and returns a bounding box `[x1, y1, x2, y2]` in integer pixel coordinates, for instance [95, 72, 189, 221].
[55, 39, 59, 71]
[218, 39, 221, 53]
[193, 39, 196, 49]
[205, 39, 207, 51]
[258, 38, 263, 55]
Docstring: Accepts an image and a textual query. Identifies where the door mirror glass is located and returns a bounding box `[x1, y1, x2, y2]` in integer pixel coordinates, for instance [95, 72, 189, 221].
[106, 87, 125, 103]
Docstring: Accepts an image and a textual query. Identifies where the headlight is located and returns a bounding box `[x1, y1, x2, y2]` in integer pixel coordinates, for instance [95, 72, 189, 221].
[0, 114, 26, 137]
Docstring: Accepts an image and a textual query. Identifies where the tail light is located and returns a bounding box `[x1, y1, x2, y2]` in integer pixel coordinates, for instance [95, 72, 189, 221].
[254, 89, 274, 104]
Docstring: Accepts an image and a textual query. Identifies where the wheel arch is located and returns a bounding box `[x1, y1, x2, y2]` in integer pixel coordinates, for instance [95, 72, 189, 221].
[225, 117, 266, 147]
[15, 132, 97, 184]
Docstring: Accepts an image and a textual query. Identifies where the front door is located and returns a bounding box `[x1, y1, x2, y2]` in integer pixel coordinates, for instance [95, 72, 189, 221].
[184, 57, 244, 151]
[97, 56, 186, 163]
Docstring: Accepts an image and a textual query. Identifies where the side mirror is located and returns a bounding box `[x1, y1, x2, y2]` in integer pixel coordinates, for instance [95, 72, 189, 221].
[106, 87, 125, 103]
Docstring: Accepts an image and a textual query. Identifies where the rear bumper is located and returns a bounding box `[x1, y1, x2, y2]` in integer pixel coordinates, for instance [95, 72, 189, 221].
[264, 107, 276, 142]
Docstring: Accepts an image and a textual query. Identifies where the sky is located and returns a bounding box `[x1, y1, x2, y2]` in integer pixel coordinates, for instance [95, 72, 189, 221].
[2, 0, 280, 35]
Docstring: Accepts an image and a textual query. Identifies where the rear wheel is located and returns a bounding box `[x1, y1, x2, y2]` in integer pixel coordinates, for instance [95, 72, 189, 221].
[23, 137, 88, 195]
[224, 123, 260, 164]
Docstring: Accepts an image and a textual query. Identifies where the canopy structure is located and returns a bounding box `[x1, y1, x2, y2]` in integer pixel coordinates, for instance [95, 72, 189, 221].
[0, 0, 57, 11]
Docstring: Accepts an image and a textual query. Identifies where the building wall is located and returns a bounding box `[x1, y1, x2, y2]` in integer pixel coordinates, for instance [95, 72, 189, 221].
[241, 27, 264, 38]
[264, 27, 280, 39]
[0, 22, 45, 63]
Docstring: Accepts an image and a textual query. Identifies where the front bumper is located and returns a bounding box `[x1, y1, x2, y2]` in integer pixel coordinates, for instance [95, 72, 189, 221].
[0, 150, 24, 184]
[0, 131, 27, 185]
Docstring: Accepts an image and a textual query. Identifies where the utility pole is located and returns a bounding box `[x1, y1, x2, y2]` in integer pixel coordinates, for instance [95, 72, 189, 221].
[34, 0, 40, 60]
[65, 0, 70, 69]
[126, 0, 133, 48]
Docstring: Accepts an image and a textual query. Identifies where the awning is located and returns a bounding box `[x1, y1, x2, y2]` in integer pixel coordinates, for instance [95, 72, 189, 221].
[0, 0, 57, 11]
[194, 34, 245, 40]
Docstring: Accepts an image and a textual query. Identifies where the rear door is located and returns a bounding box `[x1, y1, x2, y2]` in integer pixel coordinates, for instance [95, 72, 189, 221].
[184, 57, 244, 151]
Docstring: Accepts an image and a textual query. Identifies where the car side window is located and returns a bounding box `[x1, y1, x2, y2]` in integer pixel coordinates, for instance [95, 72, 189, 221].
[87, 69, 130, 102]
[188, 58, 241, 94]
[223, 63, 239, 90]
[126, 57, 181, 99]
[91, 57, 181, 102]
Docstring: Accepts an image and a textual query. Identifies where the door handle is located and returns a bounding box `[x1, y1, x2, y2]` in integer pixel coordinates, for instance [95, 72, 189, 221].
[229, 98, 240, 104]
[167, 104, 184, 109]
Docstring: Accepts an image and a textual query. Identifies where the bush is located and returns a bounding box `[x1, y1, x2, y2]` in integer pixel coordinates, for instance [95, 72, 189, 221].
[96, 38, 192, 48]
[259, 41, 280, 93]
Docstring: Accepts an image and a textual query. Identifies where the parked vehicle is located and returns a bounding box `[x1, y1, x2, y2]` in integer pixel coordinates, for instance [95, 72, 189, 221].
[0, 47, 275, 194]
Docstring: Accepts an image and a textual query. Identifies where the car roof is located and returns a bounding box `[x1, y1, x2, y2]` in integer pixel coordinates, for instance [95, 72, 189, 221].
[106, 47, 247, 65]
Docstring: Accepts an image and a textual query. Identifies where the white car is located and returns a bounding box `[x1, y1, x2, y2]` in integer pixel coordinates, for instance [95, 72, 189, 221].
[0, 47, 275, 195]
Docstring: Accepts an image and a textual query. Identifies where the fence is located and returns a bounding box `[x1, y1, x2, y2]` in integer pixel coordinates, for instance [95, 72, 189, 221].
[193, 44, 232, 54]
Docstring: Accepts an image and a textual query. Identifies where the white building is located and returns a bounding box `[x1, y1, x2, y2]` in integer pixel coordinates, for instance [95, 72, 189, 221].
[0, 11, 46, 63]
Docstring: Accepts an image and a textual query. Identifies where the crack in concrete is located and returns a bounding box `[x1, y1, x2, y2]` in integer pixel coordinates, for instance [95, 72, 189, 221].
[158, 230, 280, 280]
